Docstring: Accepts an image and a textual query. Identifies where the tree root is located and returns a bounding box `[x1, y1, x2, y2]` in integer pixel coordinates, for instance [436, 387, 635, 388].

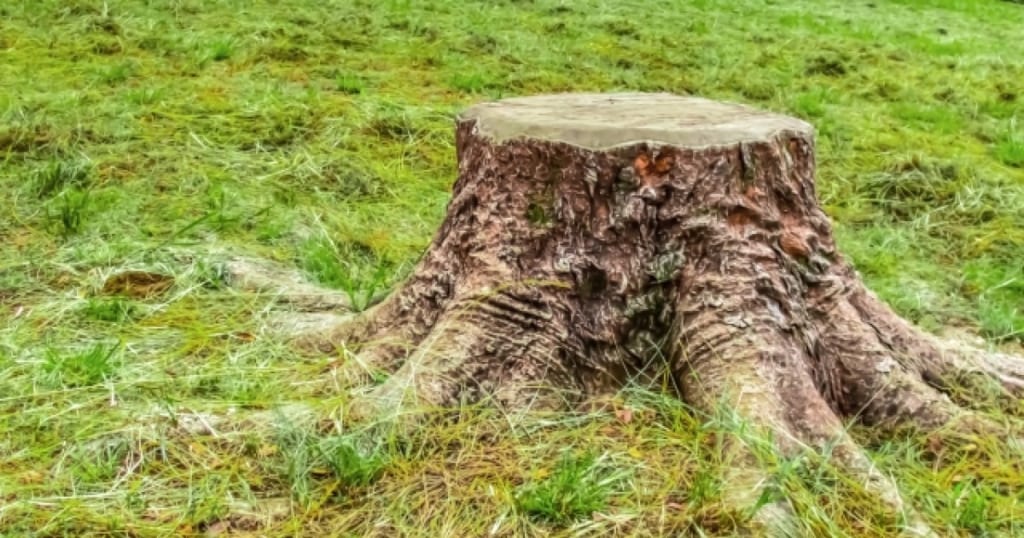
[344, 288, 585, 422]
[222, 256, 351, 312]
[846, 282, 1024, 400]
[674, 250, 937, 535]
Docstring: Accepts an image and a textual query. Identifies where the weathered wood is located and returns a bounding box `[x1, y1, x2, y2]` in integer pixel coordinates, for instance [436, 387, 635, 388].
[297, 93, 1023, 535]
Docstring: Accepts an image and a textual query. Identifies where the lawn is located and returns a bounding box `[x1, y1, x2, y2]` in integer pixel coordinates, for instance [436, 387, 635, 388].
[1, 0, 1023, 536]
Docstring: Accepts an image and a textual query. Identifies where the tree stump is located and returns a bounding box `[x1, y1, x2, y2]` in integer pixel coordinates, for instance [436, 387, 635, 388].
[295, 93, 1023, 534]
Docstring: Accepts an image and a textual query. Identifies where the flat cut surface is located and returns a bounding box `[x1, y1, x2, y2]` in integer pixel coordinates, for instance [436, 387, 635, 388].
[460, 92, 813, 150]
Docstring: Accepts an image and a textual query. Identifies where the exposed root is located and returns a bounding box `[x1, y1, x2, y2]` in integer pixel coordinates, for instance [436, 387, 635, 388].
[266, 311, 352, 341]
[926, 336, 1024, 399]
[826, 282, 1024, 445]
[671, 250, 942, 535]
[222, 256, 351, 311]
[676, 355, 800, 536]
[674, 260, 809, 534]
[846, 279, 1024, 400]
[220, 256, 444, 375]
[291, 302, 392, 352]
[346, 295, 579, 422]
[678, 335, 934, 536]
[819, 298, 959, 431]
[827, 434, 935, 537]
[793, 404, 937, 536]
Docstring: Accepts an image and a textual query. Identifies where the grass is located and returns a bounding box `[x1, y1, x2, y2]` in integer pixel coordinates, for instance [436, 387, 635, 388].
[0, 0, 1022, 535]
[300, 234, 399, 311]
[515, 451, 628, 524]
[41, 342, 121, 388]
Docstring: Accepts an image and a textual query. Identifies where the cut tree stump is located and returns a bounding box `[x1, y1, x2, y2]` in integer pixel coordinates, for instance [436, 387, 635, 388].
[282, 93, 1024, 535]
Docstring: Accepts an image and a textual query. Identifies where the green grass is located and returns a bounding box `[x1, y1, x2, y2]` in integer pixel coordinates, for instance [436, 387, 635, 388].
[1, 0, 1023, 535]
[515, 450, 628, 524]
[82, 297, 139, 322]
[41, 342, 121, 388]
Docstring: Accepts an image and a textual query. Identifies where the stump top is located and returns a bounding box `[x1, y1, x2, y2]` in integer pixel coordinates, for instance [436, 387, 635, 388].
[460, 93, 812, 150]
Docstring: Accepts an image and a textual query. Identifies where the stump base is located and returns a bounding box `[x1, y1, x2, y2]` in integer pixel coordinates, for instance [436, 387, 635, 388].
[260, 94, 1023, 535]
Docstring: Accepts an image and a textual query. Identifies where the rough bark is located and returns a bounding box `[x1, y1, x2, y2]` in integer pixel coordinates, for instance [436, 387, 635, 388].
[277, 93, 1023, 535]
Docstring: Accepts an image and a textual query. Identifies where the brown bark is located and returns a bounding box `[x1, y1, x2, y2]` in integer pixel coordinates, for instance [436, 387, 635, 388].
[277, 93, 1022, 535]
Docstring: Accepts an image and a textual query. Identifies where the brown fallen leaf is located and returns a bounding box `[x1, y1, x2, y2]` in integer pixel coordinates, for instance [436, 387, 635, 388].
[102, 270, 175, 298]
